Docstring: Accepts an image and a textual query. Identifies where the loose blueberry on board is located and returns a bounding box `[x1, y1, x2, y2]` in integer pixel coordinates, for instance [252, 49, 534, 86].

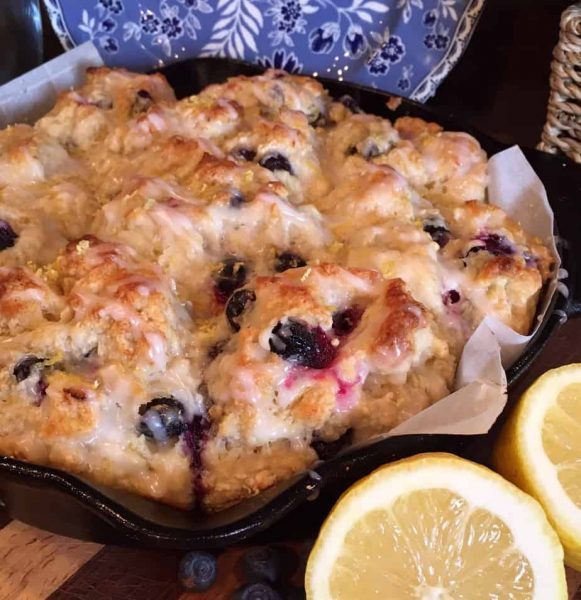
[0, 219, 18, 251]
[214, 258, 248, 303]
[243, 546, 283, 584]
[311, 429, 353, 460]
[226, 289, 256, 331]
[339, 94, 364, 114]
[443, 290, 461, 305]
[259, 153, 293, 175]
[232, 148, 257, 162]
[233, 582, 283, 600]
[423, 219, 451, 248]
[269, 319, 337, 369]
[332, 306, 363, 337]
[138, 397, 187, 442]
[275, 252, 307, 273]
[178, 551, 217, 592]
[13, 356, 45, 382]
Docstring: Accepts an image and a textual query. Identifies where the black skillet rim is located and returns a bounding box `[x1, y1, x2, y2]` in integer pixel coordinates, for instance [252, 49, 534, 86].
[0, 57, 576, 548]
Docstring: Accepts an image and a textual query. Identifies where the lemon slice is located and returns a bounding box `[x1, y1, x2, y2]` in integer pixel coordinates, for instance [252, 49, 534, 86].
[305, 453, 565, 599]
[494, 363, 581, 570]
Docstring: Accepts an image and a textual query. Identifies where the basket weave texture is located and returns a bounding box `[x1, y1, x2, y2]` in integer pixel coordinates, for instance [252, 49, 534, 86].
[538, 3, 581, 162]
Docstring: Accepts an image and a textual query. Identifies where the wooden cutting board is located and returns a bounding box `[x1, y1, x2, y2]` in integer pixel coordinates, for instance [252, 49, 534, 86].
[0, 518, 578, 600]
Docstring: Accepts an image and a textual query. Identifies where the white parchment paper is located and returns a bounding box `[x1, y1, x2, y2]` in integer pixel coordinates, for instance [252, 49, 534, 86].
[0, 43, 561, 438]
[390, 146, 560, 437]
[0, 42, 103, 127]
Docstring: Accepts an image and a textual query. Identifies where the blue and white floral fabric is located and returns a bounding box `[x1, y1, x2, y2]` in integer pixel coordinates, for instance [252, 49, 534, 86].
[44, 0, 485, 101]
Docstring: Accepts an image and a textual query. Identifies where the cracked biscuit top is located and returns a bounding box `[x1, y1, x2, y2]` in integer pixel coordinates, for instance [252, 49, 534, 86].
[0, 67, 553, 511]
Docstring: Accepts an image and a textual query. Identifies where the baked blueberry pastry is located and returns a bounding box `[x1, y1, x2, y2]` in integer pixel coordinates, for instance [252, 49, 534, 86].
[0, 68, 552, 510]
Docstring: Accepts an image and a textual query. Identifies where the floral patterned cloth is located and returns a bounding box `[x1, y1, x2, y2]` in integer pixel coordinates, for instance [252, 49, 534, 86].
[44, 0, 485, 101]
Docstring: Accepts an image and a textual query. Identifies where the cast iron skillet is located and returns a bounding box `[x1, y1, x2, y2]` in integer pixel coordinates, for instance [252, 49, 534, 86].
[0, 58, 580, 549]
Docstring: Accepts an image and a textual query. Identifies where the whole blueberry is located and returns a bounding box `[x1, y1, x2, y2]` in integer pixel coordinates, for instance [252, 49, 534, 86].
[259, 153, 293, 175]
[13, 356, 45, 382]
[229, 190, 248, 208]
[423, 218, 450, 248]
[232, 147, 257, 162]
[131, 89, 153, 115]
[339, 94, 364, 114]
[178, 551, 217, 592]
[214, 258, 248, 303]
[443, 290, 461, 305]
[275, 252, 307, 273]
[233, 582, 282, 600]
[226, 288, 256, 331]
[0, 219, 18, 251]
[332, 306, 363, 337]
[269, 319, 336, 369]
[138, 397, 187, 442]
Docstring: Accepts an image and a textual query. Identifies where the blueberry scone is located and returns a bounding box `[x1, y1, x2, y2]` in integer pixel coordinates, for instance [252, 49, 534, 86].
[0, 68, 553, 510]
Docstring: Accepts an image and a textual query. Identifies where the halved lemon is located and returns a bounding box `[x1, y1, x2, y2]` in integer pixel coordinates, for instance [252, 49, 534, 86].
[494, 363, 581, 570]
[305, 453, 565, 599]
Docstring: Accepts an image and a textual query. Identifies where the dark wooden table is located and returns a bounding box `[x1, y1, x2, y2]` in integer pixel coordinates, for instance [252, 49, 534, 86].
[1, 1, 580, 597]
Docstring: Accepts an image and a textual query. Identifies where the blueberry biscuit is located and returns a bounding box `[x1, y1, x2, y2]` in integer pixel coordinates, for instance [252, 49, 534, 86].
[0, 68, 553, 510]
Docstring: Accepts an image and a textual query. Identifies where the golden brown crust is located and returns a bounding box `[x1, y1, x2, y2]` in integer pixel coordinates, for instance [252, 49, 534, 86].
[0, 66, 553, 511]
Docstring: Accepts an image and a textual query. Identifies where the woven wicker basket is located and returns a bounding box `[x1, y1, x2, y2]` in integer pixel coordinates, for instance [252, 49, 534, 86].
[538, 3, 581, 162]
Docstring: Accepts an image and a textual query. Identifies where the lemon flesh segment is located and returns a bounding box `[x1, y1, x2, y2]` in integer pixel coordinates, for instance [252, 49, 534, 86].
[328, 489, 533, 600]
[542, 383, 581, 507]
[306, 454, 566, 600]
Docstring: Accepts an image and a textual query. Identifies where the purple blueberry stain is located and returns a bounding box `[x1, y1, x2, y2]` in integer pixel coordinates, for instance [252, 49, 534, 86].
[269, 319, 337, 369]
[183, 415, 210, 497]
[469, 233, 515, 257]
[0, 220, 18, 251]
[523, 250, 538, 268]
